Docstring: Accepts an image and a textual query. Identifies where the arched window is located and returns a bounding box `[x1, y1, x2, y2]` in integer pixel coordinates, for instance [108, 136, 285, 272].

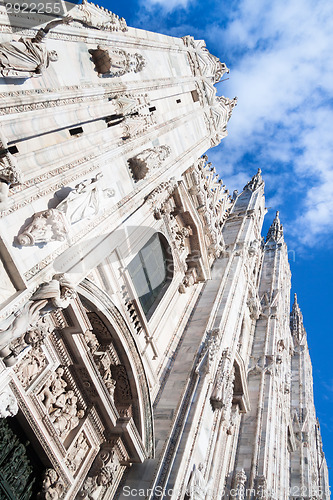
[127, 233, 173, 319]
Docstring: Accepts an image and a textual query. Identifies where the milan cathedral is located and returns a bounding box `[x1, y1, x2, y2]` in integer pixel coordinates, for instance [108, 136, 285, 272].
[0, 1, 329, 498]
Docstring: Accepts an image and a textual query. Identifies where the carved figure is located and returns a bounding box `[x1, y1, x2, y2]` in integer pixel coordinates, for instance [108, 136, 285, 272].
[186, 463, 212, 500]
[16, 348, 46, 387]
[66, 433, 89, 473]
[0, 152, 23, 210]
[47, 386, 84, 439]
[0, 389, 18, 418]
[128, 145, 171, 181]
[89, 45, 145, 77]
[0, 18, 72, 78]
[0, 275, 74, 350]
[39, 367, 67, 410]
[56, 173, 115, 224]
[42, 468, 65, 500]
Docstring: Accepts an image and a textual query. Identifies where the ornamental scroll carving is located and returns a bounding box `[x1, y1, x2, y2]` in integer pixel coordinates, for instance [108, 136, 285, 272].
[16, 173, 115, 246]
[0, 18, 72, 79]
[89, 45, 145, 77]
[0, 274, 76, 351]
[16, 208, 69, 246]
[128, 145, 171, 181]
[78, 446, 120, 499]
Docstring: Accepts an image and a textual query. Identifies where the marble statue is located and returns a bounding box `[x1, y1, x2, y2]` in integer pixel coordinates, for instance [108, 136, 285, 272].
[186, 463, 213, 500]
[56, 173, 115, 224]
[0, 18, 72, 78]
[0, 274, 76, 350]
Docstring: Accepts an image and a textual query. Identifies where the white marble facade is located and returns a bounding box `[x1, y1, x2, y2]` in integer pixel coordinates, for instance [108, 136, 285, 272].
[0, 1, 329, 499]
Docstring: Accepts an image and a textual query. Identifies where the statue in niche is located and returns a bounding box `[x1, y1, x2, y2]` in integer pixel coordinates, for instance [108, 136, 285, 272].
[0, 18, 72, 79]
[89, 45, 145, 77]
[0, 152, 22, 211]
[185, 463, 213, 500]
[56, 173, 115, 224]
[128, 145, 171, 181]
[0, 274, 76, 351]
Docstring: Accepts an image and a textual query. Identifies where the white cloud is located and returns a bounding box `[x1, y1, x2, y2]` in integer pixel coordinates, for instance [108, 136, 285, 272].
[206, 0, 333, 246]
[141, 0, 193, 12]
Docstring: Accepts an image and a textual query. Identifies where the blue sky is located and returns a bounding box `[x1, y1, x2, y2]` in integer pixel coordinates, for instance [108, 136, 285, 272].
[70, 0, 333, 474]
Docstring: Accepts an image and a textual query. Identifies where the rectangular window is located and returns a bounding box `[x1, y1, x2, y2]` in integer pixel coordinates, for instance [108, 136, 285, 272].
[69, 127, 83, 136]
[8, 145, 19, 154]
[191, 90, 200, 102]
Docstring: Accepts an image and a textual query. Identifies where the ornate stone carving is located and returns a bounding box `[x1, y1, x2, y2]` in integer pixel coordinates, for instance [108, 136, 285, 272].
[14, 347, 47, 387]
[0, 152, 22, 185]
[78, 446, 120, 498]
[185, 463, 212, 500]
[128, 145, 171, 181]
[210, 349, 235, 414]
[234, 469, 247, 500]
[0, 389, 18, 418]
[89, 46, 145, 77]
[56, 173, 115, 224]
[39, 367, 84, 439]
[69, 0, 128, 32]
[145, 178, 178, 217]
[0, 152, 23, 211]
[16, 208, 69, 246]
[94, 348, 117, 396]
[243, 168, 264, 192]
[0, 274, 76, 351]
[0, 317, 51, 365]
[0, 18, 72, 78]
[65, 432, 89, 474]
[41, 468, 65, 500]
[16, 174, 115, 245]
[266, 211, 283, 242]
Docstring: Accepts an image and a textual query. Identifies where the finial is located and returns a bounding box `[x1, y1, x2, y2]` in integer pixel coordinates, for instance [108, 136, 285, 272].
[243, 169, 264, 192]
